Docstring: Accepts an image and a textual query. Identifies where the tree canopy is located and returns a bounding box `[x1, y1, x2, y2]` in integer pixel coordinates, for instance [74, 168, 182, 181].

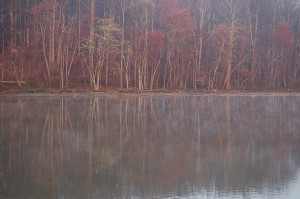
[1, 0, 300, 91]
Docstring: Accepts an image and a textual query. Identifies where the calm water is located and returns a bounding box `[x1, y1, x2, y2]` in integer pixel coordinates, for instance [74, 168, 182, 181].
[0, 93, 300, 199]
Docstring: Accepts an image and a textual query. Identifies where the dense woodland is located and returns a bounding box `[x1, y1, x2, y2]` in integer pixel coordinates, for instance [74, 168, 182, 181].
[1, 0, 300, 91]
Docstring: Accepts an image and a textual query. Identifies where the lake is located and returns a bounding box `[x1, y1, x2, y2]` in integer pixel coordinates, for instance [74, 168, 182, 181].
[1, 93, 300, 199]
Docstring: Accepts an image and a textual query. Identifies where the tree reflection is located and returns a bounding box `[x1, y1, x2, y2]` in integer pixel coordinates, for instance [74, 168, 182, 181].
[1, 94, 300, 198]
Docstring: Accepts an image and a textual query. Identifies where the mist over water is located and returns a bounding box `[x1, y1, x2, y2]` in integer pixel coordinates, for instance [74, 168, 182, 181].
[1, 93, 300, 199]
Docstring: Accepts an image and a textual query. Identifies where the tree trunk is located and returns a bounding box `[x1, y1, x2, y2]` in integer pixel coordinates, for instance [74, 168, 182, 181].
[143, 1, 149, 90]
[9, 0, 15, 51]
[224, 27, 234, 90]
[49, 0, 56, 86]
[120, 0, 126, 89]
[89, 0, 96, 89]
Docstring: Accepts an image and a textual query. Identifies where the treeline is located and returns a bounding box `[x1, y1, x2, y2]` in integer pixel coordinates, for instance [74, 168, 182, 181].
[1, 0, 300, 91]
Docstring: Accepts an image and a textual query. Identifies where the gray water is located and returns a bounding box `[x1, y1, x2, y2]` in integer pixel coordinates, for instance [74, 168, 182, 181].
[0, 93, 300, 199]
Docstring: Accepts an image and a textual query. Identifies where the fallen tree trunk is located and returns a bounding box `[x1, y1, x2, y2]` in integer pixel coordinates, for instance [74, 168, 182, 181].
[1, 81, 26, 87]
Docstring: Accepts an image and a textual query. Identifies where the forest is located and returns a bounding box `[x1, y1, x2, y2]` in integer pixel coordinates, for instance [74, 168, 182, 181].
[0, 0, 300, 91]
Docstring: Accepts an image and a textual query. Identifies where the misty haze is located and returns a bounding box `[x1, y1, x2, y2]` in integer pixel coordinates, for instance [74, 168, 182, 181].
[1, 93, 300, 198]
[1, 0, 300, 91]
[1, 0, 300, 198]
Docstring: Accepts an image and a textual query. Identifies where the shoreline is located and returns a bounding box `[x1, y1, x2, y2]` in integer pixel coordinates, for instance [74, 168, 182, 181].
[1, 87, 300, 96]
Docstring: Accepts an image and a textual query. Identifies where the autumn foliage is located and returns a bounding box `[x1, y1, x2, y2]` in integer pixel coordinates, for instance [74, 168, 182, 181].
[1, 0, 300, 91]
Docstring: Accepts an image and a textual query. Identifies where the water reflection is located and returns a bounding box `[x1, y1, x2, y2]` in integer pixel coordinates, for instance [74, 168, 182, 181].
[1, 94, 300, 199]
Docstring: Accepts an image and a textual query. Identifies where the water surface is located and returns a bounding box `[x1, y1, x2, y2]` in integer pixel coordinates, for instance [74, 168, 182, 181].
[1, 93, 300, 199]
